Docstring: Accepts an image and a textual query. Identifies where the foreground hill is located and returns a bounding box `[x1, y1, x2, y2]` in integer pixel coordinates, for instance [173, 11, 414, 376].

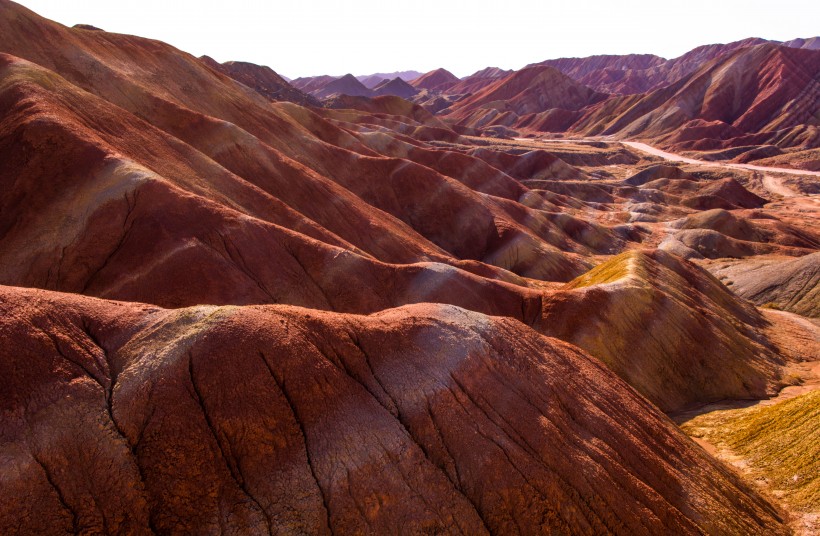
[539, 250, 785, 411]
[0, 285, 788, 534]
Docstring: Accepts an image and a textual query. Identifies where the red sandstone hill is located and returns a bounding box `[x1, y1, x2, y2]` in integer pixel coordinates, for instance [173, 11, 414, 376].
[572, 43, 820, 151]
[445, 66, 608, 128]
[410, 67, 459, 92]
[445, 66, 512, 95]
[532, 38, 776, 95]
[199, 57, 321, 107]
[0, 1, 815, 532]
[536, 54, 667, 94]
[312, 73, 373, 99]
[711, 252, 820, 318]
[457, 43, 820, 151]
[0, 285, 789, 534]
[0, 0, 794, 412]
[290, 73, 338, 93]
[372, 76, 419, 98]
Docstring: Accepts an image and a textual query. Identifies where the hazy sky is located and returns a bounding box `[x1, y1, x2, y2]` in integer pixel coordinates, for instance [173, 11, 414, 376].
[15, 0, 820, 78]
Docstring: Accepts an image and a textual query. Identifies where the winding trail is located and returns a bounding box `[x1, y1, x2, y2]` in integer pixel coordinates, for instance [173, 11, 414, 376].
[621, 141, 820, 199]
[621, 141, 820, 178]
[517, 137, 820, 198]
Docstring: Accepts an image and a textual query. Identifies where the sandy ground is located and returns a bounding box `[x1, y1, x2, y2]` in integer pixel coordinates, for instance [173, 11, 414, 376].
[762, 174, 799, 198]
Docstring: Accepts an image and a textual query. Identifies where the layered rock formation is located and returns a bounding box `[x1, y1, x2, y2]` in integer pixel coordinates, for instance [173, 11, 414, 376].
[0, 1, 815, 533]
[445, 66, 608, 129]
[0, 286, 789, 535]
[572, 44, 820, 152]
[710, 253, 820, 317]
[410, 67, 459, 92]
[533, 37, 814, 95]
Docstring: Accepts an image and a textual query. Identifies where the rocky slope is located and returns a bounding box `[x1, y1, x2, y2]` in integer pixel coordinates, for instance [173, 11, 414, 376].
[0, 285, 789, 535]
[538, 250, 785, 411]
[533, 38, 813, 95]
[445, 66, 608, 129]
[535, 53, 667, 94]
[0, 1, 815, 533]
[710, 253, 820, 317]
[440, 42, 820, 157]
[572, 44, 820, 152]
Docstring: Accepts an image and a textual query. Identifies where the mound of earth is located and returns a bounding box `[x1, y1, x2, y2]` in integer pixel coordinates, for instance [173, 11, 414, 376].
[664, 209, 819, 259]
[536, 250, 785, 412]
[622, 164, 694, 186]
[0, 285, 789, 535]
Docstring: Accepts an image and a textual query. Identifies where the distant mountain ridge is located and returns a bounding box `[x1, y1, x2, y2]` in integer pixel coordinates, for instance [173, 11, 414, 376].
[201, 57, 321, 107]
[531, 37, 820, 94]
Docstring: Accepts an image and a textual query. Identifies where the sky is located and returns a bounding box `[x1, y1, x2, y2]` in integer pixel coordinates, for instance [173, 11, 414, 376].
[14, 0, 820, 79]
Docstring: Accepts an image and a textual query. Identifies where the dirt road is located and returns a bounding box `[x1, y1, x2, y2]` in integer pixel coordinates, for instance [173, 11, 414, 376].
[621, 141, 820, 178]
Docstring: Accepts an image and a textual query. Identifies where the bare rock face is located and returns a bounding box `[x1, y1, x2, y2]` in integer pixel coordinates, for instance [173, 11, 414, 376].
[0, 286, 788, 535]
